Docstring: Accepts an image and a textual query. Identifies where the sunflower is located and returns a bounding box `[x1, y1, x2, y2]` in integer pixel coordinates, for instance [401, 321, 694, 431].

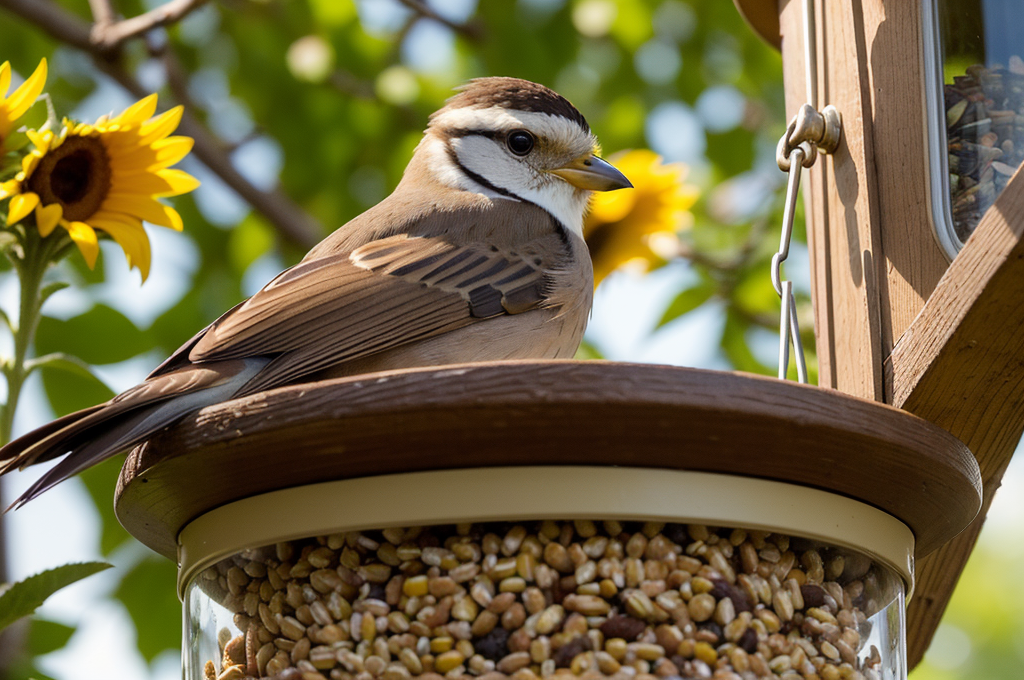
[0, 59, 47, 154]
[584, 149, 699, 286]
[0, 94, 199, 280]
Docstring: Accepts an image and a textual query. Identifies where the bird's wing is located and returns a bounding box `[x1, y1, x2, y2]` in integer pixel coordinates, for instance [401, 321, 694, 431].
[188, 233, 552, 392]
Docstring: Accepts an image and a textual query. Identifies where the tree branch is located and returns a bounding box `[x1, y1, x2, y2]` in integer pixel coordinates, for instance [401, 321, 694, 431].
[91, 0, 209, 52]
[327, 69, 377, 101]
[87, 0, 117, 27]
[394, 0, 483, 40]
[0, 0, 322, 248]
[155, 48, 321, 246]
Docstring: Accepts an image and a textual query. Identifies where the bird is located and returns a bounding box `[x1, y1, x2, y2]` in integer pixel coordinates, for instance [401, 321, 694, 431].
[0, 77, 631, 508]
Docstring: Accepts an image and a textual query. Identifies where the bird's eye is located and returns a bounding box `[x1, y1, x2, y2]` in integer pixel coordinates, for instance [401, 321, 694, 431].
[506, 130, 535, 156]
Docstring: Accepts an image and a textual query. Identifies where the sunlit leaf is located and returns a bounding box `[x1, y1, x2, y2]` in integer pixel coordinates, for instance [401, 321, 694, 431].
[36, 305, 150, 366]
[228, 213, 276, 275]
[720, 309, 772, 375]
[0, 562, 112, 631]
[38, 362, 114, 417]
[658, 280, 716, 328]
[38, 280, 70, 306]
[574, 338, 605, 360]
[309, 0, 357, 27]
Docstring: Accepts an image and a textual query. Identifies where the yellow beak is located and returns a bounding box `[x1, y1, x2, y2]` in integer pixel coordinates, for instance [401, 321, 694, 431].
[550, 155, 633, 192]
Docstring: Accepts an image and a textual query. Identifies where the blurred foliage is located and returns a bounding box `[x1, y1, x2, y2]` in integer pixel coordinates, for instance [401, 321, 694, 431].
[0, 0, 910, 675]
[912, 522, 1024, 679]
[5, 618, 76, 680]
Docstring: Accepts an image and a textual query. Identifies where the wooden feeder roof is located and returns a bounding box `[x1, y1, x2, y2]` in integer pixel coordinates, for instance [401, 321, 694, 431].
[733, 0, 781, 49]
[117, 360, 979, 565]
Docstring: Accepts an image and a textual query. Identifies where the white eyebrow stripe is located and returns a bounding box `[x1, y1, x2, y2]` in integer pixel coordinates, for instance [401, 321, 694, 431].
[432, 107, 596, 151]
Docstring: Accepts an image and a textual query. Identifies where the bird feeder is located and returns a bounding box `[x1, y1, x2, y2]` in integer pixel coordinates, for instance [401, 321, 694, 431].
[116, 364, 979, 680]
[105, 1, 1024, 678]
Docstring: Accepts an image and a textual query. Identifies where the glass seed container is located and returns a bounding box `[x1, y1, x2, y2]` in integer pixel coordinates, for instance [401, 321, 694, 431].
[178, 468, 912, 680]
[925, 0, 1024, 257]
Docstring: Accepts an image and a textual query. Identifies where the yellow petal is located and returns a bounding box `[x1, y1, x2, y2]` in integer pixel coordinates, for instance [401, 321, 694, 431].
[26, 128, 53, 153]
[7, 192, 39, 225]
[588, 189, 638, 225]
[162, 205, 183, 231]
[100, 127, 144, 147]
[90, 216, 152, 281]
[111, 136, 195, 172]
[158, 169, 200, 196]
[64, 220, 99, 268]
[0, 62, 10, 99]
[0, 179, 18, 200]
[138, 106, 184, 145]
[35, 203, 63, 236]
[115, 166, 198, 196]
[21, 153, 39, 177]
[105, 171, 172, 196]
[4, 58, 47, 121]
[107, 167, 200, 197]
[100, 194, 183, 230]
[113, 94, 158, 126]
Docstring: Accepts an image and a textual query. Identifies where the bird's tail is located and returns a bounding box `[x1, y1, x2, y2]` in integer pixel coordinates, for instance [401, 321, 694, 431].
[0, 358, 266, 510]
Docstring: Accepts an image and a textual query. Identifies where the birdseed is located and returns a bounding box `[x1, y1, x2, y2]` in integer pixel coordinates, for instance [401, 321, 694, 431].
[195, 521, 898, 680]
[944, 55, 1024, 240]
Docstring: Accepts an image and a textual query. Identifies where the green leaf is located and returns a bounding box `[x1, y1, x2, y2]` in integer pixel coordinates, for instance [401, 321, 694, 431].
[25, 353, 94, 379]
[38, 361, 115, 417]
[113, 558, 181, 663]
[720, 309, 772, 375]
[26, 618, 75, 656]
[309, 0, 356, 26]
[658, 280, 717, 328]
[15, 94, 49, 133]
[574, 338, 605, 360]
[2, 130, 32, 156]
[36, 304, 150, 366]
[39, 281, 70, 306]
[63, 243, 106, 285]
[0, 562, 112, 631]
[732, 267, 782, 316]
[228, 213, 276, 275]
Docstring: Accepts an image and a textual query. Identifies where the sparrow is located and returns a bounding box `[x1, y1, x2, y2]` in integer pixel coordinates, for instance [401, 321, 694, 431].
[0, 77, 631, 508]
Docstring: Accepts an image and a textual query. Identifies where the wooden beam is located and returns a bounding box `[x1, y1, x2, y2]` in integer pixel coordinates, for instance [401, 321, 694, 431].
[860, 0, 950, 349]
[887, 164, 1024, 666]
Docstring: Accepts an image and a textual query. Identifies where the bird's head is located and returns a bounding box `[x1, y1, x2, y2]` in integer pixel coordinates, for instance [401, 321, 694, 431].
[415, 77, 632, 237]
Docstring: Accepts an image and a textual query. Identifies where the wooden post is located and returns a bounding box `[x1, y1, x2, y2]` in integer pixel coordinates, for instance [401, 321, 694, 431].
[780, 0, 886, 400]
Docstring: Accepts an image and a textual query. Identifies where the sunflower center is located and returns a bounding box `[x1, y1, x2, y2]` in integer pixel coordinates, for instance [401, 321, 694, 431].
[28, 135, 112, 222]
